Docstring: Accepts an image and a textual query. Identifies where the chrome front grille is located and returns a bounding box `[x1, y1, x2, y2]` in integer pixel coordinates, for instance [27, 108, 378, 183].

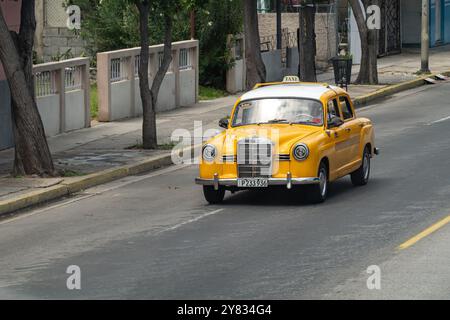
[237, 138, 272, 178]
[222, 155, 237, 163]
[278, 154, 290, 161]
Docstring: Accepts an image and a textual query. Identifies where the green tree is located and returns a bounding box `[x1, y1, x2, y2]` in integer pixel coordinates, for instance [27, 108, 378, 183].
[195, 0, 243, 88]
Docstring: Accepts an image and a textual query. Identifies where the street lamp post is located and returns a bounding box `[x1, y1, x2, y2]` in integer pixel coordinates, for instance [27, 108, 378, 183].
[420, 0, 430, 73]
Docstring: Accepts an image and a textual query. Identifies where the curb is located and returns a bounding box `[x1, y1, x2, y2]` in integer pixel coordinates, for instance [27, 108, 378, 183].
[353, 71, 450, 107]
[1, 72, 449, 217]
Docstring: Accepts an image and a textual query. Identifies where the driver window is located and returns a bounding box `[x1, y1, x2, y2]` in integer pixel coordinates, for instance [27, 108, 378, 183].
[327, 99, 341, 122]
[339, 96, 354, 120]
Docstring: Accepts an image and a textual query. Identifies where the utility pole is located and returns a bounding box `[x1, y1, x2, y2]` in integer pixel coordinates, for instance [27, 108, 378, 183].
[276, 0, 282, 50]
[420, 0, 430, 73]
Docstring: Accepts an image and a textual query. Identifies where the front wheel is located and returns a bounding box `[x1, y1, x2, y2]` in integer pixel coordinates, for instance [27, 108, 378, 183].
[351, 147, 371, 186]
[306, 161, 328, 204]
[203, 186, 225, 204]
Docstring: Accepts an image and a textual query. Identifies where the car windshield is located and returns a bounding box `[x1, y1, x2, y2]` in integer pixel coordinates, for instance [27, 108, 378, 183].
[232, 98, 324, 127]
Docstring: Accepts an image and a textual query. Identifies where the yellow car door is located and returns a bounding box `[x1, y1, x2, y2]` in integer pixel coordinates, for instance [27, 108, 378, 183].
[326, 98, 352, 178]
[338, 95, 362, 171]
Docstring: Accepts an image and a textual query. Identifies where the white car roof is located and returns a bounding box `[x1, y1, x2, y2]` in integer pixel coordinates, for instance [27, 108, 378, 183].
[240, 83, 341, 101]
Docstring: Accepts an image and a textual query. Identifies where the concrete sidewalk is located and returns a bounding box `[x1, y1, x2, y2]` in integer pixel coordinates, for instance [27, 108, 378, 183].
[0, 46, 450, 215]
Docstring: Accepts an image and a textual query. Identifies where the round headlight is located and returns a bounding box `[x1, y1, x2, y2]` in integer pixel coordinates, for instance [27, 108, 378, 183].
[202, 144, 217, 162]
[293, 143, 309, 161]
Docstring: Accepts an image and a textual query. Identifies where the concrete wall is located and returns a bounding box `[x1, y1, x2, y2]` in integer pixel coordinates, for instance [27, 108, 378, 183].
[111, 80, 133, 120]
[34, 0, 87, 62]
[156, 73, 176, 112]
[65, 89, 86, 131]
[97, 40, 199, 122]
[179, 69, 196, 107]
[40, 27, 87, 62]
[227, 59, 245, 94]
[36, 94, 61, 137]
[258, 13, 299, 38]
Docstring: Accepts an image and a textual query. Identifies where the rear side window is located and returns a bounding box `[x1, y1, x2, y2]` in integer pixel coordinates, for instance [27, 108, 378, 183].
[339, 96, 354, 120]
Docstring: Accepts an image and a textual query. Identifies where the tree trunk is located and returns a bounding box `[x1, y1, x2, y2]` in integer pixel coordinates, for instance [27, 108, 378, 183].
[136, 1, 154, 149]
[349, 0, 379, 84]
[136, 1, 173, 150]
[0, 1, 54, 176]
[243, 0, 266, 90]
[298, 2, 317, 82]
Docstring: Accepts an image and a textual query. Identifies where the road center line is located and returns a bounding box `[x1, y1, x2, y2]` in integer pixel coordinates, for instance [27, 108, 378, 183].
[155, 208, 225, 235]
[428, 115, 450, 125]
[398, 215, 450, 250]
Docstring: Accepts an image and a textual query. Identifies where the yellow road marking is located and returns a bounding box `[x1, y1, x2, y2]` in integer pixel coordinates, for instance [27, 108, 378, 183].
[398, 215, 450, 250]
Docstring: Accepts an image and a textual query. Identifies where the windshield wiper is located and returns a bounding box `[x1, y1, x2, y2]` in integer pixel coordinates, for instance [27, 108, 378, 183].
[266, 119, 289, 124]
[290, 121, 320, 126]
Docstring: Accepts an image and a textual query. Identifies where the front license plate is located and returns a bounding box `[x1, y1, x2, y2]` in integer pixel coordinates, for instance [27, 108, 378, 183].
[237, 178, 269, 188]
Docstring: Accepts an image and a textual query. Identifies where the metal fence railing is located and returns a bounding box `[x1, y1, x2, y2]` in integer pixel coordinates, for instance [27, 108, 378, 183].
[110, 57, 130, 83]
[64, 66, 82, 91]
[35, 70, 57, 97]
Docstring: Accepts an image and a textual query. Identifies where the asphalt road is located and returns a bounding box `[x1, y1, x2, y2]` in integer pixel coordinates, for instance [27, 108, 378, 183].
[1, 82, 450, 299]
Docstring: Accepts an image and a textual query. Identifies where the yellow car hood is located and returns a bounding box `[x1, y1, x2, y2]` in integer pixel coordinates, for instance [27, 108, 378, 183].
[211, 124, 322, 154]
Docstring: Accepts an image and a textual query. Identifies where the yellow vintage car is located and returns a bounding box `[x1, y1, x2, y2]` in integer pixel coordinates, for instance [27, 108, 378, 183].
[195, 79, 378, 204]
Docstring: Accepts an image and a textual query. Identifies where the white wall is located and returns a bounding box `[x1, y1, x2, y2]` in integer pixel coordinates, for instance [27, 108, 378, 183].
[156, 73, 176, 112]
[65, 89, 86, 132]
[180, 69, 196, 107]
[134, 78, 143, 116]
[111, 80, 132, 120]
[37, 94, 60, 137]
[226, 59, 245, 94]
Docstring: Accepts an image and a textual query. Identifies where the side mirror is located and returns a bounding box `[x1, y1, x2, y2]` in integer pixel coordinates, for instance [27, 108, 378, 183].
[219, 117, 229, 129]
[328, 116, 344, 129]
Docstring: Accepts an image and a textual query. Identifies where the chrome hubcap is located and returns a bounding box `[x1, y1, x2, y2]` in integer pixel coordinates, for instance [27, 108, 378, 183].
[363, 153, 370, 180]
[319, 169, 327, 197]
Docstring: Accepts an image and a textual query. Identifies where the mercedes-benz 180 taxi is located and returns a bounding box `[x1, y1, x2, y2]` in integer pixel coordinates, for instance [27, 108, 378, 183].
[195, 78, 378, 204]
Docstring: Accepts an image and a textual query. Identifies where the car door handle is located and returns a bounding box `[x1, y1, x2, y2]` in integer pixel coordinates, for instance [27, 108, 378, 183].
[345, 128, 351, 133]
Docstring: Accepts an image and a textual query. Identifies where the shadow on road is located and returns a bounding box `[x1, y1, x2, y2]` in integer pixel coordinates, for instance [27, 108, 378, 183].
[217, 178, 386, 207]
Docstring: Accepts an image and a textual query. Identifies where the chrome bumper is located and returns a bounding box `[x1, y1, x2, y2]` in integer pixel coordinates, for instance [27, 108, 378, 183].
[195, 173, 320, 190]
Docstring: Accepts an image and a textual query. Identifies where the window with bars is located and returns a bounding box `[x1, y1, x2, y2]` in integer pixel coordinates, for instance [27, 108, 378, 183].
[110, 57, 129, 82]
[179, 48, 192, 70]
[64, 66, 82, 91]
[35, 71, 57, 97]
